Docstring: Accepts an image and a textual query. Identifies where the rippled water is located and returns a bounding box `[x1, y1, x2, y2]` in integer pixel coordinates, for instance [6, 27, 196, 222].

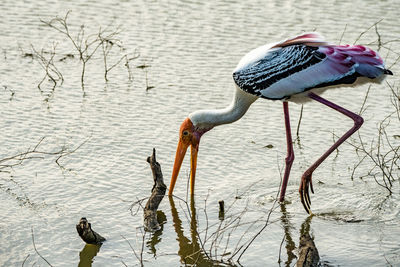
[1, 0, 399, 266]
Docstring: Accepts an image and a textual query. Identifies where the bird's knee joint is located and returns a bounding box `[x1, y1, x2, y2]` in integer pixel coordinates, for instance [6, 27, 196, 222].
[302, 170, 312, 179]
[353, 115, 364, 129]
[285, 153, 295, 164]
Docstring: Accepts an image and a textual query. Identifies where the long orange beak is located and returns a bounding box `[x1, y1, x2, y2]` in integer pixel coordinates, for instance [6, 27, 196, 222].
[168, 138, 199, 196]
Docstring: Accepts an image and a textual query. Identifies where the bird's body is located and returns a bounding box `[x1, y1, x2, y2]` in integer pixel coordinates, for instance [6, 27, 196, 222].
[233, 33, 388, 101]
[169, 32, 392, 213]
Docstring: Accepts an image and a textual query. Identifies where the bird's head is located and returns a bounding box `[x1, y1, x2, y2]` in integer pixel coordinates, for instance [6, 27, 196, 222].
[168, 117, 212, 196]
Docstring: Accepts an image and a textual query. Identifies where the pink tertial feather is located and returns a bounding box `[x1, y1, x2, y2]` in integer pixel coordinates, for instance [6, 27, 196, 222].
[272, 32, 328, 48]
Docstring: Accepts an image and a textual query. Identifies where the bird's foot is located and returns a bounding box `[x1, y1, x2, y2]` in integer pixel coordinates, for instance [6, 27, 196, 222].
[299, 171, 314, 214]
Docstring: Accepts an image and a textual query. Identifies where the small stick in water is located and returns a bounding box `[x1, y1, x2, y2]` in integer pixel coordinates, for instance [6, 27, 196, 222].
[76, 217, 106, 245]
[218, 200, 225, 220]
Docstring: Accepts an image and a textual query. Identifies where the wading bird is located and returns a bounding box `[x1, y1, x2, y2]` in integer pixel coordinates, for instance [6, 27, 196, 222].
[168, 33, 392, 213]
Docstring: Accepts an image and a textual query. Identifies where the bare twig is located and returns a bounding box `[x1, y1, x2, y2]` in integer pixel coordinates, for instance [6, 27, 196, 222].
[347, 106, 399, 192]
[31, 227, 53, 267]
[375, 24, 382, 51]
[100, 34, 138, 82]
[0, 137, 89, 174]
[21, 254, 30, 267]
[359, 85, 371, 115]
[296, 104, 304, 140]
[55, 136, 91, 170]
[353, 19, 383, 45]
[129, 196, 148, 216]
[339, 24, 347, 45]
[236, 197, 279, 263]
[139, 228, 145, 266]
[31, 44, 64, 100]
[122, 234, 142, 266]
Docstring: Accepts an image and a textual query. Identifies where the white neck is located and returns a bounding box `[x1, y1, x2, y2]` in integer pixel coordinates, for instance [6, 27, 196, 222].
[189, 86, 258, 130]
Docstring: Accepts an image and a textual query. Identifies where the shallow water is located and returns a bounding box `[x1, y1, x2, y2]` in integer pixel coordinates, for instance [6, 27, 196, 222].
[0, 0, 399, 266]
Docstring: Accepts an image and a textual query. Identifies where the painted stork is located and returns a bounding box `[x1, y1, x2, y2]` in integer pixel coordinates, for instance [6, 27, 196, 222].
[168, 32, 392, 213]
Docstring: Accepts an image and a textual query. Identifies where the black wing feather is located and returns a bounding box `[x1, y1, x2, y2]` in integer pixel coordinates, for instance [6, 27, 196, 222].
[233, 45, 326, 96]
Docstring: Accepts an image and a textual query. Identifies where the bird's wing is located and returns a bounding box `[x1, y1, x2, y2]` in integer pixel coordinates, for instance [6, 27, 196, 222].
[233, 43, 387, 100]
[233, 44, 328, 99]
[272, 32, 328, 48]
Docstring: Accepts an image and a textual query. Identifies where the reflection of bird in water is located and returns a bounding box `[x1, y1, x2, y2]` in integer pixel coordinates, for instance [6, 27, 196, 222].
[279, 203, 297, 266]
[168, 32, 392, 213]
[169, 197, 217, 266]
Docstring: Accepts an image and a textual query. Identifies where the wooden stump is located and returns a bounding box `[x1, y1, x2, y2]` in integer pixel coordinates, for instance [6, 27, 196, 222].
[76, 217, 106, 245]
[297, 233, 319, 267]
[143, 148, 166, 232]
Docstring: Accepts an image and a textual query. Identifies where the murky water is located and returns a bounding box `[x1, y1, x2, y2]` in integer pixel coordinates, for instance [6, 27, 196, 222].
[1, 0, 399, 266]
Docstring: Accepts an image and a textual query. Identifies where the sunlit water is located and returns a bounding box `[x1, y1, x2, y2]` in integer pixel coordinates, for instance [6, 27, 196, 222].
[0, 0, 399, 266]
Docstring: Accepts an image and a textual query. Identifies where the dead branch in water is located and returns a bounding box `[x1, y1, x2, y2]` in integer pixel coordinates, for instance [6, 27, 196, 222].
[144, 148, 167, 232]
[0, 136, 89, 174]
[37, 11, 138, 94]
[100, 36, 139, 82]
[332, 23, 400, 193]
[347, 81, 399, 192]
[40, 11, 102, 92]
[30, 43, 64, 100]
[296, 234, 319, 267]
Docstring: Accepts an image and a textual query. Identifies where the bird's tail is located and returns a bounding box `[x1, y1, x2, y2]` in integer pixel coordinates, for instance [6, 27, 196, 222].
[321, 44, 392, 79]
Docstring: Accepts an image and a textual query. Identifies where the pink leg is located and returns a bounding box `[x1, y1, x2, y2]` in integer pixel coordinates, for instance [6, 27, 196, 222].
[280, 101, 295, 202]
[299, 92, 364, 213]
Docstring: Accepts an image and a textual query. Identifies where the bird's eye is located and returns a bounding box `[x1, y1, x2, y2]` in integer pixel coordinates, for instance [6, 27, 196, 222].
[182, 130, 189, 136]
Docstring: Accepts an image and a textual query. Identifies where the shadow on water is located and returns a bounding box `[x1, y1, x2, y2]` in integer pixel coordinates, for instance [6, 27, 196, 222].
[299, 213, 313, 237]
[279, 202, 328, 267]
[78, 244, 102, 267]
[279, 202, 297, 266]
[169, 196, 225, 267]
